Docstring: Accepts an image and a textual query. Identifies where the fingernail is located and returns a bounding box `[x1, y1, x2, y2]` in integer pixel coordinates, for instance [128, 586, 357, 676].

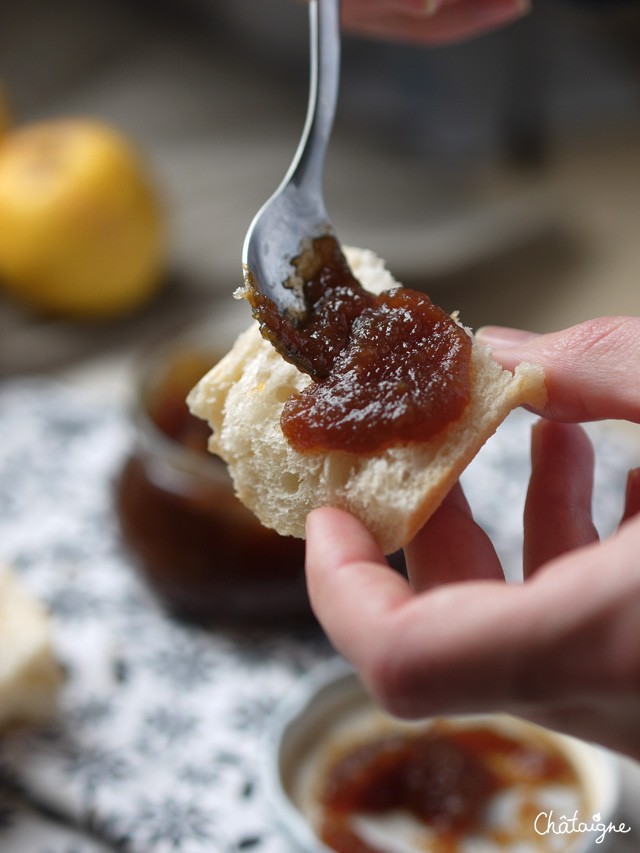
[393, 0, 443, 16]
[530, 418, 546, 466]
[422, 0, 442, 15]
[469, 0, 531, 25]
[622, 468, 640, 523]
[480, 0, 532, 15]
[476, 326, 539, 348]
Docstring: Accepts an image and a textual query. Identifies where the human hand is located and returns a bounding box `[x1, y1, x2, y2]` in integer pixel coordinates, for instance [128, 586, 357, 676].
[341, 0, 531, 44]
[306, 317, 640, 759]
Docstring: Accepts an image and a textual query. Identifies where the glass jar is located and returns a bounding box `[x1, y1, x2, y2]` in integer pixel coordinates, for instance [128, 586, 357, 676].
[114, 307, 311, 628]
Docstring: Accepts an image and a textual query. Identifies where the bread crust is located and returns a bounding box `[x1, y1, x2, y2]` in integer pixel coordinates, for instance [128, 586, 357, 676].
[188, 248, 546, 555]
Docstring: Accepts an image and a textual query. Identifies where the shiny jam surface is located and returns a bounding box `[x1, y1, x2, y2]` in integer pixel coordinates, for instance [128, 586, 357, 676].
[317, 722, 582, 853]
[246, 237, 472, 455]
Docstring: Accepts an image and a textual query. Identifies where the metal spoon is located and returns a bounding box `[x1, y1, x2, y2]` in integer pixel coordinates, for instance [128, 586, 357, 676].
[241, 0, 343, 322]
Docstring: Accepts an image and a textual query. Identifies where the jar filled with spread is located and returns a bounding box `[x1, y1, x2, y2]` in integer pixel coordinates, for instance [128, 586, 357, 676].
[114, 310, 311, 627]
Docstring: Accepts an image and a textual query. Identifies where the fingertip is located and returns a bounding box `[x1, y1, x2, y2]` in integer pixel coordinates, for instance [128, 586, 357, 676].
[476, 326, 538, 349]
[305, 506, 341, 547]
[524, 420, 598, 576]
[530, 419, 594, 470]
[342, 0, 531, 45]
[440, 480, 473, 516]
[306, 507, 386, 570]
[475, 326, 541, 378]
[621, 468, 640, 525]
[304, 507, 411, 665]
[405, 482, 503, 590]
[390, 0, 443, 16]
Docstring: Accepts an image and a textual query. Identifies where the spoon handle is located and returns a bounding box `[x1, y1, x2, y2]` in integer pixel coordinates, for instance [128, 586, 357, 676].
[285, 0, 342, 196]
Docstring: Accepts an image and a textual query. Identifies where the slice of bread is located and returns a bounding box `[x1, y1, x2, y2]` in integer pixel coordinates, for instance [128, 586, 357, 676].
[0, 563, 63, 729]
[188, 247, 546, 555]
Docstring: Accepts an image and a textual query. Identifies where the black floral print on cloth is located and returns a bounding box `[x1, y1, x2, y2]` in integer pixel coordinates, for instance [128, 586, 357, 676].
[0, 378, 637, 852]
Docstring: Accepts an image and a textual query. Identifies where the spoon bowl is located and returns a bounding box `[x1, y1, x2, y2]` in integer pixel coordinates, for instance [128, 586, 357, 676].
[242, 0, 344, 323]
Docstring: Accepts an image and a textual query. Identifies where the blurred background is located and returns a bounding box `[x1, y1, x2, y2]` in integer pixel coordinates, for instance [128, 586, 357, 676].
[0, 0, 639, 384]
[2, 7, 640, 845]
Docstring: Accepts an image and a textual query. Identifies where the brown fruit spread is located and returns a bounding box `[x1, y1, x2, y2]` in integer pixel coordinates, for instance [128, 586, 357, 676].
[317, 723, 581, 853]
[114, 349, 309, 626]
[245, 236, 472, 454]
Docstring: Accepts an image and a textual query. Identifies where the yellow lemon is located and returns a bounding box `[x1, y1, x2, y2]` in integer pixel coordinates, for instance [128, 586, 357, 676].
[0, 119, 166, 318]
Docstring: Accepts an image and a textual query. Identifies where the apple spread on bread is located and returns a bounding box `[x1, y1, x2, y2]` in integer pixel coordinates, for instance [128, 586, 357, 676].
[245, 235, 472, 455]
[188, 246, 546, 554]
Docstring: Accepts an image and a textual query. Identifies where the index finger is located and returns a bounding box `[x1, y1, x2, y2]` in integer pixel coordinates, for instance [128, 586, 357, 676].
[477, 317, 640, 424]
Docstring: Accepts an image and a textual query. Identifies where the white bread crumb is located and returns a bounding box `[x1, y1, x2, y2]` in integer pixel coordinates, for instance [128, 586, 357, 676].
[0, 563, 63, 729]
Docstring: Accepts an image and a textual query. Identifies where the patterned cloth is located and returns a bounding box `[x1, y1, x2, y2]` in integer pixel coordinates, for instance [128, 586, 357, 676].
[0, 378, 639, 852]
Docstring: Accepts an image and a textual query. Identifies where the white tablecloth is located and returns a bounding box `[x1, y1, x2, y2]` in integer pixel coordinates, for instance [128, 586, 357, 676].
[0, 378, 639, 852]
